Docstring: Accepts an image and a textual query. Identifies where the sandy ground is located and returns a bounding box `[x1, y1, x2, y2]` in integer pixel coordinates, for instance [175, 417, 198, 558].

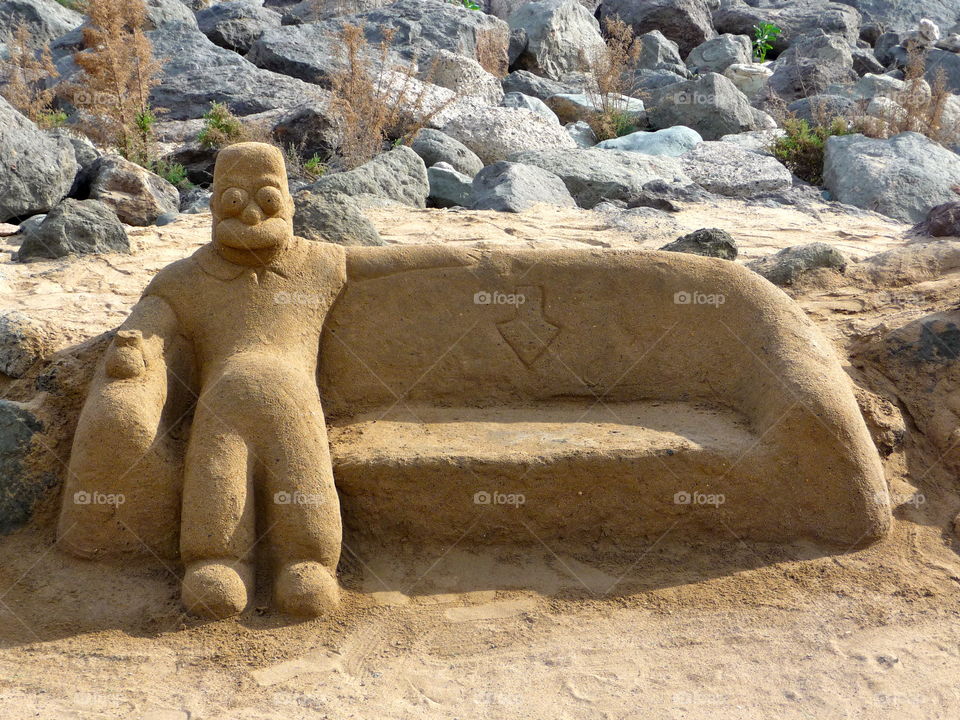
[2, 198, 960, 719]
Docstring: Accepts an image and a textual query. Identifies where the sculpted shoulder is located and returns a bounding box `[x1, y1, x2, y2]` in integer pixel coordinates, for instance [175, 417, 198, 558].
[142, 247, 208, 302]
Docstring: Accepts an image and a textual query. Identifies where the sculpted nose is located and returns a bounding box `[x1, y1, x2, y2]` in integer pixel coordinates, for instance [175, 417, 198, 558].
[240, 202, 263, 226]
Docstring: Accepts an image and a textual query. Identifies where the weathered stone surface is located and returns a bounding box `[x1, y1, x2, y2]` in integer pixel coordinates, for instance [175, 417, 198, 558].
[851, 46, 885, 76]
[0, 311, 52, 378]
[427, 162, 473, 208]
[501, 92, 559, 124]
[308, 146, 429, 208]
[919, 201, 960, 237]
[16, 199, 129, 261]
[823, 132, 960, 223]
[768, 31, 858, 102]
[660, 227, 737, 260]
[786, 94, 858, 124]
[597, 126, 702, 156]
[411, 128, 484, 177]
[508, 0, 606, 80]
[835, 0, 959, 35]
[469, 161, 575, 212]
[268, 99, 341, 161]
[431, 49, 504, 104]
[442, 106, 576, 165]
[180, 187, 212, 214]
[0, 400, 53, 535]
[681, 141, 792, 198]
[546, 93, 646, 127]
[648, 73, 772, 140]
[196, 0, 282, 53]
[501, 69, 579, 99]
[601, 0, 716, 56]
[293, 189, 384, 245]
[0, 97, 78, 223]
[565, 120, 597, 147]
[685, 33, 752, 74]
[636, 30, 689, 76]
[722, 63, 772, 99]
[89, 155, 180, 227]
[508, 148, 693, 207]
[0, 0, 82, 49]
[713, 0, 861, 52]
[748, 243, 848, 285]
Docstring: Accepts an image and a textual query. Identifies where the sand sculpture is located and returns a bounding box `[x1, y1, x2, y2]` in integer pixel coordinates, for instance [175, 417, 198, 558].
[59, 142, 892, 619]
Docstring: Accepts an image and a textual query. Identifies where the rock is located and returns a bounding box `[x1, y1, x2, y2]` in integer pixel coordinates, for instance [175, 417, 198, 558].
[180, 187, 211, 214]
[546, 93, 647, 127]
[596, 126, 702, 156]
[293, 189, 384, 245]
[308, 145, 429, 207]
[905, 18, 941, 49]
[427, 162, 473, 208]
[786, 94, 858, 124]
[823, 132, 960, 223]
[246, 22, 367, 86]
[88, 155, 179, 227]
[686, 33, 752, 74]
[636, 30, 689, 77]
[874, 31, 903, 65]
[0, 97, 78, 223]
[851, 47, 885, 76]
[917, 201, 960, 237]
[0, 0, 82, 49]
[630, 68, 689, 95]
[269, 100, 341, 161]
[680, 141, 791, 197]
[660, 227, 737, 260]
[0, 400, 54, 535]
[469, 160, 576, 212]
[625, 177, 713, 211]
[15, 199, 129, 261]
[648, 72, 772, 140]
[722, 63, 772, 99]
[747, 243, 848, 285]
[501, 92, 559, 124]
[768, 31, 858, 102]
[431, 49, 504, 105]
[411, 128, 484, 177]
[0, 311, 52, 378]
[601, 0, 716, 56]
[565, 121, 597, 147]
[508, 148, 694, 208]
[719, 129, 786, 154]
[940, 33, 960, 52]
[48, 128, 101, 197]
[143, 0, 199, 29]
[196, 0, 282, 53]
[508, 0, 606, 80]
[501, 69, 581, 100]
[923, 49, 960, 94]
[442, 106, 576, 165]
[713, 1, 861, 53]
[837, 1, 958, 35]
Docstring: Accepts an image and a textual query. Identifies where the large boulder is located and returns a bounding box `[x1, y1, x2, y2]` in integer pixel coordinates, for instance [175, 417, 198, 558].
[923, 49, 960, 95]
[469, 161, 576, 212]
[88, 155, 180, 226]
[601, 0, 715, 56]
[411, 128, 484, 176]
[636, 30, 689, 77]
[713, 0, 861, 53]
[501, 69, 580, 100]
[427, 163, 473, 208]
[442, 106, 576, 164]
[0, 311, 54, 378]
[546, 92, 646, 127]
[0, 0, 82, 49]
[918, 202, 960, 237]
[0, 97, 77, 223]
[269, 99, 342, 161]
[723, 63, 773, 100]
[680, 141, 792, 198]
[647, 72, 773, 140]
[0, 400, 53, 535]
[501, 92, 560, 124]
[508, 148, 694, 208]
[823, 132, 960, 224]
[431, 49, 504, 105]
[293, 190, 384, 245]
[308, 145, 429, 207]
[833, 0, 960, 34]
[196, 0, 282, 54]
[596, 126, 702, 156]
[685, 33, 752, 75]
[508, 0, 607, 80]
[15, 199, 128, 261]
[768, 31, 858, 102]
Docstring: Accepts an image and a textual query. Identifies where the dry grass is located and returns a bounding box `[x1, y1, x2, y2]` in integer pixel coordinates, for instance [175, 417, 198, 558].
[584, 16, 642, 141]
[0, 24, 62, 127]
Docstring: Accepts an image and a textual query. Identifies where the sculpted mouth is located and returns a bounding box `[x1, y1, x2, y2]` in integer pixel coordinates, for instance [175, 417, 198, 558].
[216, 217, 290, 249]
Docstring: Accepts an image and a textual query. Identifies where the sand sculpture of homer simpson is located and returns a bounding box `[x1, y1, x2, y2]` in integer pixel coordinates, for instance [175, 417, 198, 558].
[58, 142, 470, 618]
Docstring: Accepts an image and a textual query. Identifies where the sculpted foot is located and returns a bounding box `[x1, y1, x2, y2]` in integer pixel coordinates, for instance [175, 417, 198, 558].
[274, 561, 340, 617]
[182, 560, 253, 619]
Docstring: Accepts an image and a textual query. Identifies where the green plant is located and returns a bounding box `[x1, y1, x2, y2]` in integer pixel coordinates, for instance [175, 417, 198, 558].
[753, 22, 782, 63]
[37, 109, 68, 128]
[446, 0, 480, 8]
[303, 154, 328, 178]
[771, 117, 849, 185]
[197, 101, 245, 148]
[152, 159, 191, 189]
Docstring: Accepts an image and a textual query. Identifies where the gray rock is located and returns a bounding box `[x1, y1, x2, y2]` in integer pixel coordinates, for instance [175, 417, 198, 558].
[508, 148, 694, 208]
[648, 72, 772, 140]
[625, 177, 713, 211]
[722, 62, 773, 99]
[713, 1, 861, 53]
[660, 227, 737, 259]
[923, 49, 960, 94]
[411, 128, 484, 177]
[196, 0, 282, 53]
[601, 0, 716, 56]
[680, 141, 792, 197]
[501, 69, 580, 99]
[293, 189, 383, 245]
[636, 30, 689, 77]
[0, 311, 51, 378]
[0, 0, 82, 49]
[824, 132, 960, 223]
[48, 129, 101, 196]
[16, 199, 128, 260]
[685, 33, 752, 74]
[308, 145, 429, 207]
[786, 94, 858, 124]
[630, 68, 689, 95]
[431, 49, 504, 104]
[88, 155, 180, 226]
[851, 46, 885, 76]
[768, 31, 858, 102]
[0, 97, 78, 223]
[180, 187, 211, 214]
[874, 31, 903, 65]
[718, 129, 785, 154]
[501, 92, 560, 124]
[597, 125, 702, 156]
[16, 215, 45, 236]
[428, 162, 474, 208]
[469, 161, 575, 212]
[546, 92, 647, 127]
[747, 243, 848, 285]
[0, 400, 54, 535]
[565, 120, 597, 147]
[508, 0, 606, 80]
[247, 22, 364, 86]
[269, 100, 341, 161]
[835, 1, 958, 35]
[917, 201, 960, 237]
[442, 106, 576, 165]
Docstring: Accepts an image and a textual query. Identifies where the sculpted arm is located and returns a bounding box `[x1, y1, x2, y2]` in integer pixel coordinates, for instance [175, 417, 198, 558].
[344, 245, 479, 281]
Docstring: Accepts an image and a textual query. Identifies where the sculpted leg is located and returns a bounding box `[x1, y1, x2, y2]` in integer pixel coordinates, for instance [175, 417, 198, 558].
[180, 410, 256, 619]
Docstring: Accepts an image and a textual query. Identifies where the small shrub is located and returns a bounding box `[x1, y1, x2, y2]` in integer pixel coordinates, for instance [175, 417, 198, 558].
[152, 159, 191, 189]
[753, 22, 782, 63]
[586, 16, 642, 141]
[771, 117, 850, 185]
[303, 154, 328, 178]
[0, 24, 60, 124]
[196, 101, 245, 148]
[446, 0, 480, 9]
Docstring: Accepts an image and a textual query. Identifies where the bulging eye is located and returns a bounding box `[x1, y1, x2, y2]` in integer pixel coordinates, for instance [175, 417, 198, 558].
[257, 186, 284, 217]
[220, 187, 247, 216]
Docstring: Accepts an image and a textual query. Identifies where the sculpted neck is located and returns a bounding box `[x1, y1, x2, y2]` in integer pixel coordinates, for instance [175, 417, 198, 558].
[213, 237, 291, 267]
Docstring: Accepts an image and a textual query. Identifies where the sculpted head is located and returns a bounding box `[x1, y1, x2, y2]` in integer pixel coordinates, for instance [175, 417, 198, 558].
[211, 142, 293, 257]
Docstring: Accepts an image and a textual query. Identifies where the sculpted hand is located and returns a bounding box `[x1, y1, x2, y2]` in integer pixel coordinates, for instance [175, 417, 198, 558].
[105, 330, 147, 379]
